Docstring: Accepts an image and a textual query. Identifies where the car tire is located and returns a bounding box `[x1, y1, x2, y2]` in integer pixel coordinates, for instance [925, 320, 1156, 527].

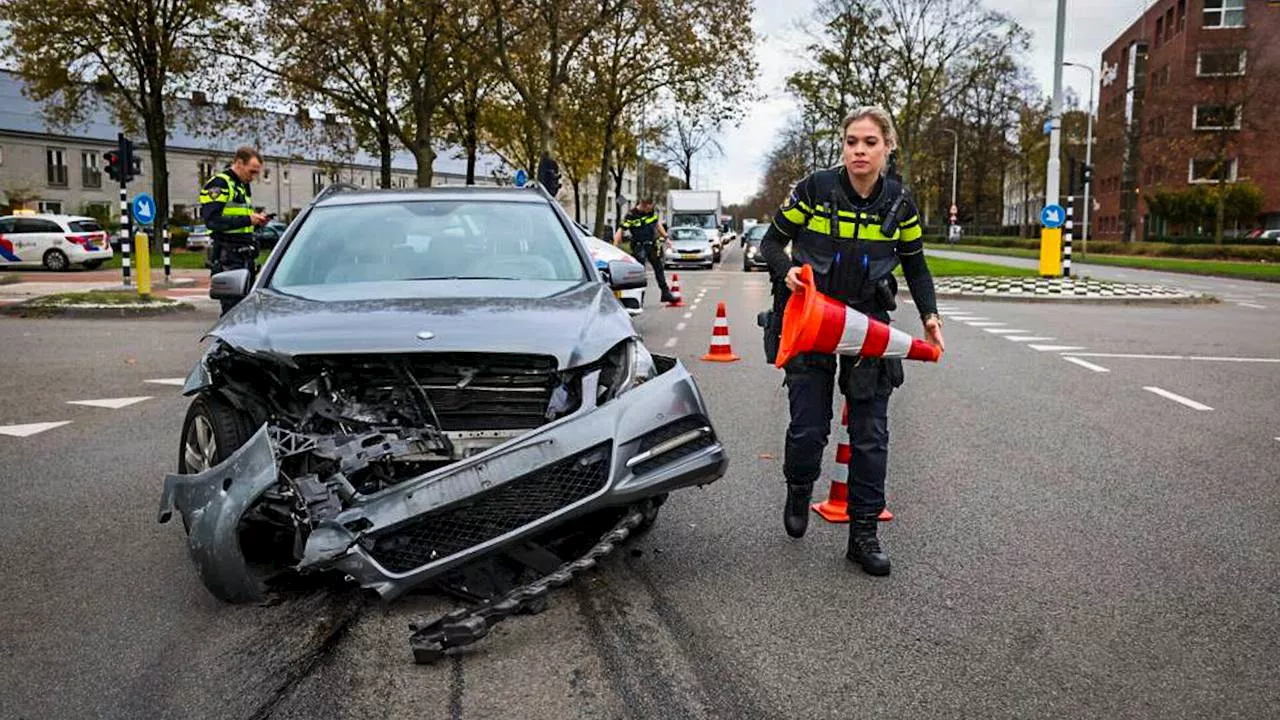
[178, 393, 253, 476]
[82, 260, 103, 270]
[42, 249, 69, 272]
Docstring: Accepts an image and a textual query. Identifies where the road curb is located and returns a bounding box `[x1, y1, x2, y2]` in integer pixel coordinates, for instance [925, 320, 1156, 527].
[0, 298, 196, 319]
[931, 291, 1219, 306]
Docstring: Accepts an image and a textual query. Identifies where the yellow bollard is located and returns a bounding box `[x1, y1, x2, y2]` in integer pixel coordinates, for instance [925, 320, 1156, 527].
[1038, 227, 1062, 277]
[135, 232, 151, 299]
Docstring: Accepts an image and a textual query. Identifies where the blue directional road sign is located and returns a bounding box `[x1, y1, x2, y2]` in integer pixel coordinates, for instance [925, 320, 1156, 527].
[514, 168, 528, 187]
[1040, 204, 1065, 229]
[131, 192, 156, 226]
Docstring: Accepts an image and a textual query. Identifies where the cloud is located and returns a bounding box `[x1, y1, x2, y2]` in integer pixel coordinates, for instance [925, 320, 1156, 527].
[700, 0, 1156, 204]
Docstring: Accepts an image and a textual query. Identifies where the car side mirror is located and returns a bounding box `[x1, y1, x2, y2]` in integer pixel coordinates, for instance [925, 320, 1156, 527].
[209, 268, 251, 301]
[607, 260, 646, 291]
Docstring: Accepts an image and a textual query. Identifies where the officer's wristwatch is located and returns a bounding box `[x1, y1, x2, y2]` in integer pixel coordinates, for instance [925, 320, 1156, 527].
[921, 312, 942, 328]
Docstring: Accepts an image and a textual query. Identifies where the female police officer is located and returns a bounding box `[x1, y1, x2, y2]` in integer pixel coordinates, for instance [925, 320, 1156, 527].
[759, 106, 945, 576]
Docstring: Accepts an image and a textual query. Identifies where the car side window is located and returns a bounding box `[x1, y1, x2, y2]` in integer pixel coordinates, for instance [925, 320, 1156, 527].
[15, 219, 62, 233]
[0, 218, 14, 233]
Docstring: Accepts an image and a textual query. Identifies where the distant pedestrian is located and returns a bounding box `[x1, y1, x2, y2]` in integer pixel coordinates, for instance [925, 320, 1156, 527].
[199, 146, 269, 314]
[614, 198, 676, 303]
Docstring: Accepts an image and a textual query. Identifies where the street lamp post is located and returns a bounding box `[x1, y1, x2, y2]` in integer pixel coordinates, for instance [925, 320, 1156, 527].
[942, 128, 959, 239]
[1064, 60, 1095, 255]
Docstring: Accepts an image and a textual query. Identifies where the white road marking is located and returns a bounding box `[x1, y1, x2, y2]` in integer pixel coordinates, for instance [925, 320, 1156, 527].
[1237, 302, 1267, 309]
[1028, 344, 1086, 352]
[663, 337, 678, 348]
[1143, 386, 1213, 412]
[1062, 357, 1110, 373]
[145, 378, 186, 386]
[1005, 336, 1056, 342]
[66, 396, 153, 410]
[683, 312, 693, 319]
[0, 421, 72, 438]
[676, 322, 687, 331]
[952, 316, 988, 321]
[982, 328, 1029, 334]
[964, 321, 1006, 327]
[1188, 356, 1280, 364]
[1063, 352, 1185, 360]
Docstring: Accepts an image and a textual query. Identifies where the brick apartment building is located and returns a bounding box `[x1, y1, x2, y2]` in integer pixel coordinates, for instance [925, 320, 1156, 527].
[1094, 0, 1280, 241]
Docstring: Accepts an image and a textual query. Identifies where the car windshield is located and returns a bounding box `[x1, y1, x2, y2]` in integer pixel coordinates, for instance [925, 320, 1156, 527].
[746, 225, 768, 241]
[69, 220, 103, 233]
[671, 228, 707, 242]
[270, 199, 585, 287]
[672, 213, 717, 229]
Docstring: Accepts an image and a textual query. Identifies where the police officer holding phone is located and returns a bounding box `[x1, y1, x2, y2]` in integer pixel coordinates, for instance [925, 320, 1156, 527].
[759, 107, 945, 577]
[200, 145, 270, 314]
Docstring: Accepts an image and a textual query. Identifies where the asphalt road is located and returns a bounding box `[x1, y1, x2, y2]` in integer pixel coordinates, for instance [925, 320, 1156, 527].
[1, 242, 1277, 719]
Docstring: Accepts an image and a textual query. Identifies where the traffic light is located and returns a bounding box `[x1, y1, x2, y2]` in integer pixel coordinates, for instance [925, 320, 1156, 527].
[1081, 163, 1093, 185]
[103, 150, 123, 182]
[104, 133, 140, 184]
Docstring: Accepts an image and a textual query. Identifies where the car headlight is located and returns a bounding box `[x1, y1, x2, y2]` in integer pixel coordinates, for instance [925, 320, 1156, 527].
[598, 339, 656, 402]
[747, 246, 757, 257]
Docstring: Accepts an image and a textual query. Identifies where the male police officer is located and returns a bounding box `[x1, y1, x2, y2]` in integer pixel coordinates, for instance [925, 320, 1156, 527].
[760, 107, 945, 576]
[200, 146, 269, 314]
[614, 198, 676, 303]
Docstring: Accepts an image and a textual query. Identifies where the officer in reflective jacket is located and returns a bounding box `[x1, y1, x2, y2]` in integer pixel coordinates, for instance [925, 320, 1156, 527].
[614, 198, 676, 304]
[200, 145, 269, 314]
[759, 106, 946, 576]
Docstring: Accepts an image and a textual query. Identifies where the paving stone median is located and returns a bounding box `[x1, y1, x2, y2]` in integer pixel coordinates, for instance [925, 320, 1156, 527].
[929, 276, 1216, 304]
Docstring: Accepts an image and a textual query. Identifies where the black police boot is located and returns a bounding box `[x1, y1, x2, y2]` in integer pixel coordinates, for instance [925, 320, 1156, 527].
[783, 482, 813, 538]
[846, 513, 890, 576]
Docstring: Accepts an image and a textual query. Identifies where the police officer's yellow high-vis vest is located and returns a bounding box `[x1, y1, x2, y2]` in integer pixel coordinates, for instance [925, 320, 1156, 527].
[199, 171, 254, 236]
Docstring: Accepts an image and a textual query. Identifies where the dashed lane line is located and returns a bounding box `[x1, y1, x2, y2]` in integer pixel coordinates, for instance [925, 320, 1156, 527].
[1005, 336, 1056, 342]
[1061, 353, 1280, 364]
[1237, 303, 1267, 310]
[1143, 386, 1213, 412]
[145, 378, 187, 386]
[964, 321, 1006, 327]
[1028, 344, 1087, 352]
[663, 337, 678, 349]
[676, 322, 687, 332]
[982, 328, 1029, 335]
[0, 421, 72, 438]
[66, 396, 153, 410]
[1062, 357, 1110, 373]
[683, 312, 693, 319]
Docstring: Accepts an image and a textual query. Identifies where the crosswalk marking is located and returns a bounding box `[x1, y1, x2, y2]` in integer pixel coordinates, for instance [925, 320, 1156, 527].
[1062, 357, 1110, 373]
[964, 321, 1005, 327]
[1005, 336, 1056, 342]
[982, 328, 1029, 334]
[1143, 386, 1213, 412]
[0, 421, 72, 438]
[144, 378, 186, 386]
[1028, 344, 1086, 352]
[66, 396, 152, 410]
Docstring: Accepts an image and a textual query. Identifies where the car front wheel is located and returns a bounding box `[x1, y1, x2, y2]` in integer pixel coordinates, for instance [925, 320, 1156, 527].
[178, 393, 253, 475]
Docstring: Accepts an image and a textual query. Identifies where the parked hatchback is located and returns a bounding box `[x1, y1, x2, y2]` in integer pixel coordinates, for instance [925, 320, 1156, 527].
[0, 214, 113, 271]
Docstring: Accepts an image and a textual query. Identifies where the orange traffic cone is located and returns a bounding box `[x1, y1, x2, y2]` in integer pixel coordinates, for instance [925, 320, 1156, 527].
[775, 265, 940, 369]
[666, 273, 684, 307]
[813, 401, 895, 523]
[701, 301, 740, 362]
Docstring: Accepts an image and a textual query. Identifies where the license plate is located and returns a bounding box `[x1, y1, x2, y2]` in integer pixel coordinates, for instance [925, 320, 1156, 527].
[614, 290, 624, 298]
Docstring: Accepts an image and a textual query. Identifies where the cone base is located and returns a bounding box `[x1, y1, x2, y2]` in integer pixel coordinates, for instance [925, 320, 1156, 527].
[878, 508, 894, 522]
[812, 500, 849, 524]
[701, 352, 740, 362]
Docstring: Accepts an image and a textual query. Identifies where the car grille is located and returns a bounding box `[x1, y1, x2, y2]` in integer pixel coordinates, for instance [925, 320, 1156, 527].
[367, 442, 613, 573]
[631, 416, 716, 475]
[293, 352, 563, 431]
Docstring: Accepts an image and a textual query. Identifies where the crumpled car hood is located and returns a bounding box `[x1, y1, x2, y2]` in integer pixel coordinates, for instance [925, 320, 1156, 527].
[209, 280, 636, 368]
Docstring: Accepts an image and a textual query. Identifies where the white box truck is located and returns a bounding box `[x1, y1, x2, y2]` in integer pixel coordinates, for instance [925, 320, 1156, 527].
[667, 190, 723, 258]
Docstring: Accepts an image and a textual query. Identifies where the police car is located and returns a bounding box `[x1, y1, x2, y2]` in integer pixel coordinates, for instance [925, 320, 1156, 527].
[0, 213, 114, 271]
[577, 224, 645, 315]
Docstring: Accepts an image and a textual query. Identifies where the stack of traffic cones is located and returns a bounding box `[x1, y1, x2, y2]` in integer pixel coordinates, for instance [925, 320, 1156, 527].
[812, 401, 894, 523]
[701, 301, 740, 362]
[666, 273, 684, 307]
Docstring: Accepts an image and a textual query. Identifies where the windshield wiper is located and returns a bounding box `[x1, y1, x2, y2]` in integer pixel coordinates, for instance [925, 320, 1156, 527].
[404, 275, 521, 281]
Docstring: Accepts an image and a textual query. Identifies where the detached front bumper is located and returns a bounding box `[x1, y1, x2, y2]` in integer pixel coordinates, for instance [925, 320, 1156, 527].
[158, 358, 727, 602]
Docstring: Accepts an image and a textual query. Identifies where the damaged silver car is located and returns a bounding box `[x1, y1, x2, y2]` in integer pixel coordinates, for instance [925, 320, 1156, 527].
[158, 184, 728, 605]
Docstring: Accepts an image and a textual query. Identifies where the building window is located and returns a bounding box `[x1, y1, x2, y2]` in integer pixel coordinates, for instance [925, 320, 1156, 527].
[1202, 0, 1244, 29]
[198, 160, 215, 183]
[1163, 7, 1174, 42]
[1188, 158, 1237, 183]
[1155, 16, 1164, 46]
[262, 168, 271, 182]
[1193, 105, 1240, 130]
[312, 170, 325, 195]
[81, 150, 101, 188]
[1176, 0, 1186, 32]
[1197, 49, 1246, 76]
[282, 169, 290, 184]
[38, 200, 63, 214]
[46, 148, 68, 187]
[360, 175, 367, 186]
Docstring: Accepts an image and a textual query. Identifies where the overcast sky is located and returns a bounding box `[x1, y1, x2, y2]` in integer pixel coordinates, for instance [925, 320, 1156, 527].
[701, 0, 1160, 204]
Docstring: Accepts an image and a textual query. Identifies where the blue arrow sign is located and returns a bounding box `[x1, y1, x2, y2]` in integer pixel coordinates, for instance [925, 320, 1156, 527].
[1041, 204, 1065, 229]
[514, 168, 528, 187]
[1043, 119, 1053, 135]
[131, 192, 156, 226]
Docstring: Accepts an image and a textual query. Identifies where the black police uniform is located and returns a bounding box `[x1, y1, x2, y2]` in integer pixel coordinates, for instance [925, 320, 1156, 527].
[620, 207, 674, 300]
[760, 166, 938, 574]
[199, 167, 259, 314]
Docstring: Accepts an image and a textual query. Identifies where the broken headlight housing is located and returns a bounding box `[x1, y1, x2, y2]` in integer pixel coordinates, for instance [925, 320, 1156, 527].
[598, 339, 656, 403]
